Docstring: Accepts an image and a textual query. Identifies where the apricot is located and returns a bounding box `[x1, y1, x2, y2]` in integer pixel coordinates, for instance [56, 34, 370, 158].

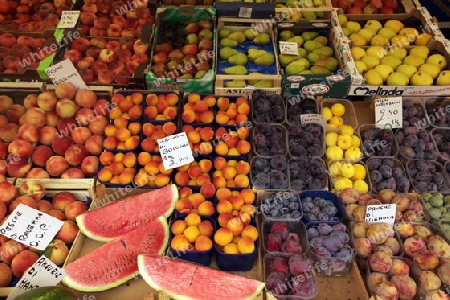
[223, 243, 239, 254]
[215, 188, 231, 202]
[195, 235, 212, 251]
[182, 110, 196, 123]
[122, 152, 136, 168]
[47, 209, 66, 221]
[237, 236, 255, 254]
[146, 94, 159, 106]
[171, 220, 187, 235]
[214, 227, 233, 247]
[241, 225, 258, 242]
[141, 138, 157, 152]
[185, 213, 201, 227]
[52, 192, 76, 212]
[198, 220, 214, 237]
[104, 124, 117, 137]
[200, 182, 216, 199]
[144, 161, 160, 175]
[128, 106, 142, 119]
[198, 201, 214, 216]
[226, 217, 244, 236]
[236, 160, 250, 175]
[119, 172, 134, 184]
[235, 174, 250, 188]
[188, 193, 205, 208]
[183, 225, 200, 243]
[213, 176, 226, 189]
[237, 140, 251, 155]
[128, 123, 141, 136]
[154, 173, 170, 186]
[241, 189, 255, 204]
[162, 122, 177, 135]
[217, 200, 233, 214]
[175, 171, 190, 186]
[64, 201, 87, 221]
[11, 250, 39, 278]
[171, 234, 191, 252]
[188, 165, 202, 179]
[175, 198, 192, 214]
[56, 220, 79, 243]
[0, 262, 12, 286]
[187, 130, 200, 144]
[163, 107, 177, 120]
[226, 107, 238, 120]
[200, 111, 214, 124]
[180, 187, 192, 198]
[159, 163, 172, 175]
[99, 151, 114, 166]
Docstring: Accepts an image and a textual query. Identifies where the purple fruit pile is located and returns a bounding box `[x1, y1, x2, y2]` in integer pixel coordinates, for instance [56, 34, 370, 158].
[252, 93, 285, 124]
[301, 196, 339, 221]
[289, 157, 328, 191]
[286, 97, 317, 124]
[406, 160, 448, 193]
[360, 127, 396, 157]
[251, 156, 289, 189]
[426, 102, 450, 127]
[396, 127, 440, 161]
[431, 128, 450, 161]
[264, 221, 303, 254]
[367, 158, 410, 193]
[253, 124, 286, 156]
[261, 191, 302, 219]
[402, 101, 427, 127]
[288, 124, 323, 157]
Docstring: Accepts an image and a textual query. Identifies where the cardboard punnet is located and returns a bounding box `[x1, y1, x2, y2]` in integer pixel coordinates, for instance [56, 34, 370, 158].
[145, 7, 217, 94]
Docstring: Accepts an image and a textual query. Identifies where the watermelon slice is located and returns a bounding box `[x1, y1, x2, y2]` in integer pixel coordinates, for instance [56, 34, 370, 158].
[138, 254, 265, 300]
[63, 217, 169, 292]
[77, 184, 178, 242]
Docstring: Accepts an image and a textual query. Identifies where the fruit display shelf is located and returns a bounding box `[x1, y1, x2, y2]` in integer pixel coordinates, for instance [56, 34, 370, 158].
[273, 0, 332, 23]
[332, 0, 416, 18]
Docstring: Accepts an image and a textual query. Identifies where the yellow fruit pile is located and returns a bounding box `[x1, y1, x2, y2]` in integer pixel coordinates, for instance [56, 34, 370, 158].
[329, 161, 369, 193]
[170, 213, 214, 252]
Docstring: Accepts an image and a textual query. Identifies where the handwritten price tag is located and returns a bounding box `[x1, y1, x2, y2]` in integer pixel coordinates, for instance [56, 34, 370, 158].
[375, 97, 403, 129]
[365, 204, 396, 224]
[300, 114, 326, 131]
[157, 132, 194, 170]
[0, 204, 64, 250]
[279, 41, 299, 56]
[58, 10, 80, 28]
[45, 59, 87, 90]
[7, 256, 66, 300]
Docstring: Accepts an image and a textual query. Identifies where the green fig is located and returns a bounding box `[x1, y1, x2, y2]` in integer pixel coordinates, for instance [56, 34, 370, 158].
[253, 33, 271, 45]
[220, 47, 238, 60]
[220, 38, 238, 47]
[224, 65, 248, 75]
[228, 53, 248, 65]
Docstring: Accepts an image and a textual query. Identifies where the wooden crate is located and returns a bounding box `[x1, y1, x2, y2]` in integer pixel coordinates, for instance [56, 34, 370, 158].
[273, 0, 332, 23]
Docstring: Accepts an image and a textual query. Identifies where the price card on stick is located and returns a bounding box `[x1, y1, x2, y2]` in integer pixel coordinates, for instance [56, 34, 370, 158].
[45, 59, 87, 90]
[58, 10, 80, 28]
[279, 41, 299, 56]
[365, 204, 396, 225]
[157, 132, 194, 170]
[374, 97, 403, 129]
[7, 255, 66, 300]
[0, 204, 64, 250]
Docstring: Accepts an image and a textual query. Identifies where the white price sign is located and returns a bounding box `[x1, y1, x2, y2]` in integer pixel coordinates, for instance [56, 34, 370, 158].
[157, 132, 194, 170]
[7, 256, 66, 300]
[45, 59, 87, 90]
[279, 41, 299, 56]
[365, 204, 396, 224]
[239, 7, 252, 18]
[58, 10, 80, 28]
[0, 204, 64, 250]
[375, 97, 402, 129]
[300, 114, 326, 131]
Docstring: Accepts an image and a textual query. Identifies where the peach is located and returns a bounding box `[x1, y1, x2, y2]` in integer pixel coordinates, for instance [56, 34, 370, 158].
[46, 156, 69, 177]
[8, 195, 37, 213]
[214, 157, 227, 171]
[0, 262, 11, 287]
[0, 123, 18, 143]
[65, 144, 87, 166]
[98, 168, 113, 182]
[11, 249, 39, 278]
[0, 201, 5, 220]
[52, 192, 76, 212]
[64, 201, 87, 221]
[427, 234, 450, 258]
[26, 168, 50, 179]
[31, 145, 53, 167]
[75, 108, 95, 126]
[7, 161, 32, 178]
[55, 82, 76, 99]
[71, 127, 92, 144]
[36, 200, 53, 213]
[84, 135, 102, 156]
[79, 156, 98, 177]
[17, 124, 39, 144]
[187, 94, 200, 103]
[197, 201, 214, 216]
[93, 99, 111, 116]
[75, 89, 97, 108]
[0, 240, 26, 265]
[36, 91, 57, 112]
[39, 126, 58, 145]
[61, 168, 85, 179]
[0, 116, 7, 128]
[47, 209, 66, 221]
[56, 220, 79, 243]
[47, 239, 69, 266]
[413, 225, 433, 239]
[367, 272, 389, 293]
[19, 180, 45, 201]
[55, 99, 78, 119]
[52, 135, 73, 156]
[384, 237, 401, 256]
[5, 105, 25, 124]
[175, 198, 192, 214]
[8, 139, 33, 157]
[0, 95, 12, 113]
[175, 172, 190, 186]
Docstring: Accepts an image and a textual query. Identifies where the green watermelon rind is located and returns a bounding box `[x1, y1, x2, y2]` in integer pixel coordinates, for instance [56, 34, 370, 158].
[62, 216, 169, 292]
[76, 184, 178, 242]
[137, 255, 265, 300]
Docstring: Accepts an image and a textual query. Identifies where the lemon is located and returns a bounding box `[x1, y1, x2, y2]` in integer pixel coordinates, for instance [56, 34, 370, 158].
[351, 135, 361, 147]
[329, 161, 342, 177]
[326, 146, 344, 160]
[325, 132, 339, 147]
[351, 164, 367, 180]
[340, 124, 354, 135]
[353, 179, 369, 193]
[331, 103, 345, 117]
[334, 177, 353, 190]
[341, 163, 355, 178]
[322, 107, 333, 120]
[329, 116, 344, 127]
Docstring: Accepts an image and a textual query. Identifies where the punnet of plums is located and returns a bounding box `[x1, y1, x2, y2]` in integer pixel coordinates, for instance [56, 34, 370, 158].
[301, 195, 341, 222]
[426, 101, 450, 127]
[253, 123, 287, 156]
[251, 156, 289, 189]
[406, 159, 449, 193]
[366, 157, 410, 193]
[402, 101, 427, 127]
[396, 127, 440, 162]
[431, 128, 450, 161]
[289, 157, 328, 191]
[264, 221, 305, 254]
[252, 92, 285, 124]
[286, 97, 318, 125]
[360, 125, 397, 157]
[261, 191, 302, 220]
[288, 123, 323, 158]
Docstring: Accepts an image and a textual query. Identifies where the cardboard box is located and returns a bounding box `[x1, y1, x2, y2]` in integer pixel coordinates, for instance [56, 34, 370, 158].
[145, 7, 217, 94]
[0, 179, 97, 298]
[215, 17, 282, 96]
[216, 2, 275, 19]
[275, 23, 351, 99]
[273, 0, 332, 24]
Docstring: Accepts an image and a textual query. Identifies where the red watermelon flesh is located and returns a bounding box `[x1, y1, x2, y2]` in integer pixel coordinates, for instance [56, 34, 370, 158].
[63, 217, 169, 292]
[138, 254, 265, 300]
[77, 184, 178, 242]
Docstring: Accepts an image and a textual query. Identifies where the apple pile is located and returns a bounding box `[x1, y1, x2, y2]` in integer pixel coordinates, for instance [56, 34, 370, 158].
[134, 153, 172, 188]
[64, 36, 149, 85]
[0, 180, 87, 287]
[98, 151, 136, 185]
[78, 0, 154, 37]
[0, 82, 110, 179]
[332, 0, 399, 14]
[150, 20, 214, 79]
[0, 33, 57, 73]
[0, 0, 72, 31]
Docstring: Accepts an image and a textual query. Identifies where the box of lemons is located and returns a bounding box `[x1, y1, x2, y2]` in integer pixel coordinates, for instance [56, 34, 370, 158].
[321, 99, 359, 134]
[328, 159, 371, 194]
[357, 124, 399, 158]
[425, 97, 450, 128]
[300, 190, 346, 223]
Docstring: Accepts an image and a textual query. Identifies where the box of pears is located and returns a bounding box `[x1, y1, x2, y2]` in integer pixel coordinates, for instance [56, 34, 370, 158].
[215, 17, 282, 96]
[274, 23, 351, 98]
[273, 0, 332, 23]
[336, 15, 450, 96]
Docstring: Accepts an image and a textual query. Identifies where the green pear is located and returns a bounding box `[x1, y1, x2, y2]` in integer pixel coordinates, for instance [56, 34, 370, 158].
[346, 21, 361, 34]
[254, 53, 275, 65]
[374, 64, 394, 81]
[426, 54, 448, 70]
[248, 72, 263, 85]
[225, 80, 246, 88]
[358, 28, 375, 42]
[313, 46, 333, 57]
[403, 55, 425, 69]
[219, 28, 232, 39]
[228, 53, 248, 65]
[303, 11, 317, 20]
[253, 33, 271, 45]
[364, 20, 382, 34]
[355, 61, 368, 74]
[286, 58, 310, 74]
[381, 55, 402, 70]
[361, 55, 380, 70]
[280, 30, 295, 41]
[220, 38, 238, 47]
[244, 28, 257, 41]
[408, 46, 429, 60]
[364, 69, 384, 85]
[396, 64, 417, 78]
[410, 71, 433, 86]
[310, 65, 330, 74]
[389, 48, 407, 60]
[377, 28, 396, 40]
[313, 36, 328, 46]
[220, 47, 238, 60]
[366, 46, 387, 59]
[419, 64, 441, 79]
[351, 47, 366, 61]
[387, 72, 409, 86]
[287, 36, 304, 47]
[228, 31, 246, 44]
[248, 49, 267, 61]
[195, 70, 207, 79]
[315, 57, 339, 71]
[307, 52, 325, 64]
[304, 41, 323, 53]
[302, 31, 319, 41]
[437, 71, 450, 86]
[224, 65, 248, 75]
[279, 54, 299, 66]
[254, 80, 274, 88]
[298, 48, 307, 58]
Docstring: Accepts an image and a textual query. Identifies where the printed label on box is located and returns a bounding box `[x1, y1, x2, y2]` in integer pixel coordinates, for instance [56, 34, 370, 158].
[375, 97, 402, 128]
[157, 132, 194, 170]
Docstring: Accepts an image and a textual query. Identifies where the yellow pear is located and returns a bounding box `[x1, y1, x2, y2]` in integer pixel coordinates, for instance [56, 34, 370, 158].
[400, 28, 419, 41]
[387, 72, 409, 86]
[378, 28, 396, 40]
[409, 46, 429, 60]
[403, 55, 425, 69]
[364, 69, 384, 85]
[350, 33, 367, 46]
[370, 35, 389, 46]
[374, 64, 394, 82]
[391, 35, 410, 46]
[355, 61, 368, 75]
[361, 55, 380, 69]
[346, 21, 361, 34]
[426, 54, 448, 70]
[410, 71, 433, 86]
[384, 20, 404, 34]
[338, 14, 348, 27]
[389, 48, 407, 60]
[381, 55, 402, 70]
[437, 71, 450, 85]
[418, 64, 442, 79]
[364, 20, 382, 34]
[351, 47, 366, 61]
[396, 64, 417, 78]
[358, 28, 375, 42]
[415, 33, 432, 46]
[366, 46, 387, 59]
